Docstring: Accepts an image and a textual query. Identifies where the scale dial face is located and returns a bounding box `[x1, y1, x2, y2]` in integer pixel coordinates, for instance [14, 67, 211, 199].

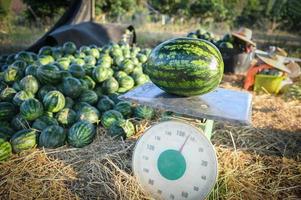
[132, 120, 218, 200]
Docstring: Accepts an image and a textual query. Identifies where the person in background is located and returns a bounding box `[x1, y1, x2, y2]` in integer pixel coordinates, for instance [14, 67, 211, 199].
[223, 27, 256, 74]
[232, 27, 256, 54]
[244, 47, 291, 90]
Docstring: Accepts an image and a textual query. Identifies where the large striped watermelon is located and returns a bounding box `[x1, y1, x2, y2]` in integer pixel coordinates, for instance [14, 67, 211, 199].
[0, 138, 12, 161]
[10, 129, 37, 153]
[43, 90, 65, 113]
[144, 37, 224, 96]
[20, 98, 44, 121]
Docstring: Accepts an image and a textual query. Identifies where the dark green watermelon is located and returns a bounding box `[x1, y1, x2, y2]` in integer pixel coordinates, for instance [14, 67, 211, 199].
[134, 105, 154, 120]
[144, 37, 224, 96]
[68, 64, 85, 78]
[39, 125, 66, 148]
[20, 98, 44, 121]
[55, 108, 77, 127]
[61, 77, 83, 98]
[11, 114, 29, 130]
[108, 119, 135, 138]
[78, 90, 98, 105]
[13, 90, 34, 106]
[38, 85, 57, 100]
[36, 64, 61, 85]
[114, 101, 132, 118]
[0, 102, 17, 121]
[97, 96, 115, 112]
[32, 115, 59, 130]
[67, 121, 96, 148]
[101, 110, 123, 128]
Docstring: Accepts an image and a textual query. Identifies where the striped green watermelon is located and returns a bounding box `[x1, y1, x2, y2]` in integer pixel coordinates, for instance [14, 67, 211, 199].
[36, 64, 61, 85]
[92, 66, 109, 83]
[134, 105, 154, 120]
[101, 110, 123, 128]
[108, 119, 135, 138]
[19, 75, 39, 94]
[67, 121, 96, 148]
[43, 91, 65, 113]
[114, 101, 132, 118]
[3, 66, 21, 84]
[37, 85, 56, 100]
[0, 138, 12, 161]
[68, 64, 85, 78]
[25, 65, 38, 76]
[10, 129, 37, 153]
[78, 90, 98, 105]
[0, 102, 17, 121]
[0, 126, 14, 141]
[13, 90, 34, 106]
[55, 108, 77, 127]
[11, 114, 29, 131]
[97, 96, 115, 112]
[77, 105, 100, 124]
[32, 115, 59, 130]
[20, 98, 44, 121]
[80, 76, 96, 90]
[39, 125, 66, 148]
[102, 77, 119, 94]
[61, 77, 83, 98]
[144, 37, 224, 96]
[0, 87, 17, 101]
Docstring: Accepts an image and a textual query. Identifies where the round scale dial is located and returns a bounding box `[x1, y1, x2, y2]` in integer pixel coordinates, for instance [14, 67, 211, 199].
[132, 120, 218, 200]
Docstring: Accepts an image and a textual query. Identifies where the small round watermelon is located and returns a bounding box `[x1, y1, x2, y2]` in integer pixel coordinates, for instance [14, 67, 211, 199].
[114, 101, 132, 118]
[134, 105, 154, 120]
[10, 129, 37, 153]
[43, 90, 65, 113]
[0, 102, 17, 121]
[39, 125, 66, 148]
[67, 121, 96, 148]
[101, 110, 123, 128]
[108, 119, 135, 138]
[20, 98, 44, 121]
[19, 75, 39, 94]
[78, 90, 98, 105]
[0, 138, 12, 161]
[32, 115, 59, 130]
[13, 90, 34, 106]
[55, 108, 77, 127]
[77, 105, 100, 124]
[97, 96, 115, 112]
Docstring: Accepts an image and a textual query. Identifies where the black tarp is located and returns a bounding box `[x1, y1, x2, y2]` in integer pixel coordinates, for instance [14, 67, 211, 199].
[27, 0, 135, 52]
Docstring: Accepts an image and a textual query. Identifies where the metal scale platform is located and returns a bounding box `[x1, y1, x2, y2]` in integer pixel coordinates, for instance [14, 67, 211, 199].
[120, 82, 252, 200]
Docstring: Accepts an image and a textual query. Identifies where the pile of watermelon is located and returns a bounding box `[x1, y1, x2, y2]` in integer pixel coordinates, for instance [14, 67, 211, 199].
[0, 41, 155, 161]
[187, 29, 234, 51]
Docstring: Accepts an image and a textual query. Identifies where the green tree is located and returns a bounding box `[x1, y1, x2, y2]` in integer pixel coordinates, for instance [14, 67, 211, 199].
[23, 0, 70, 21]
[95, 0, 137, 20]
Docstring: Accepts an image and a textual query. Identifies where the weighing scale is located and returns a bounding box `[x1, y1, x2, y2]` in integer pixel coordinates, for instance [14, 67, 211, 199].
[120, 83, 252, 200]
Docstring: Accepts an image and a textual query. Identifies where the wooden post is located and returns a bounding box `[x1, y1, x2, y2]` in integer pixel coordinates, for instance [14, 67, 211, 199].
[91, 0, 95, 21]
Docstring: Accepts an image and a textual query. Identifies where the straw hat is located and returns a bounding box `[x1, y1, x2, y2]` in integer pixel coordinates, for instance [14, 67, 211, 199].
[232, 28, 256, 46]
[256, 47, 291, 73]
[286, 62, 300, 79]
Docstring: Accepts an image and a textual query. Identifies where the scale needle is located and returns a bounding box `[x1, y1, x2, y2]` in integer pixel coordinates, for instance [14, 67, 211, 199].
[179, 135, 190, 153]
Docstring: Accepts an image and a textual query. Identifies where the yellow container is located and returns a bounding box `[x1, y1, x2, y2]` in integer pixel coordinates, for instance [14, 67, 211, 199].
[254, 74, 284, 94]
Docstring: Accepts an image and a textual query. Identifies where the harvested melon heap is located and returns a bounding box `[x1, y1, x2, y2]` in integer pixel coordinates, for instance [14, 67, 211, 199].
[0, 41, 155, 161]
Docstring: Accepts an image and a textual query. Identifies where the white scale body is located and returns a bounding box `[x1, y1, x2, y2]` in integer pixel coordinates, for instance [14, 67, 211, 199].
[132, 121, 218, 200]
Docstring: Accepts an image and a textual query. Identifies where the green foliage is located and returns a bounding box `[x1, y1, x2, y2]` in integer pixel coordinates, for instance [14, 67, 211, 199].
[95, 0, 137, 19]
[0, 0, 11, 17]
[23, 0, 70, 21]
